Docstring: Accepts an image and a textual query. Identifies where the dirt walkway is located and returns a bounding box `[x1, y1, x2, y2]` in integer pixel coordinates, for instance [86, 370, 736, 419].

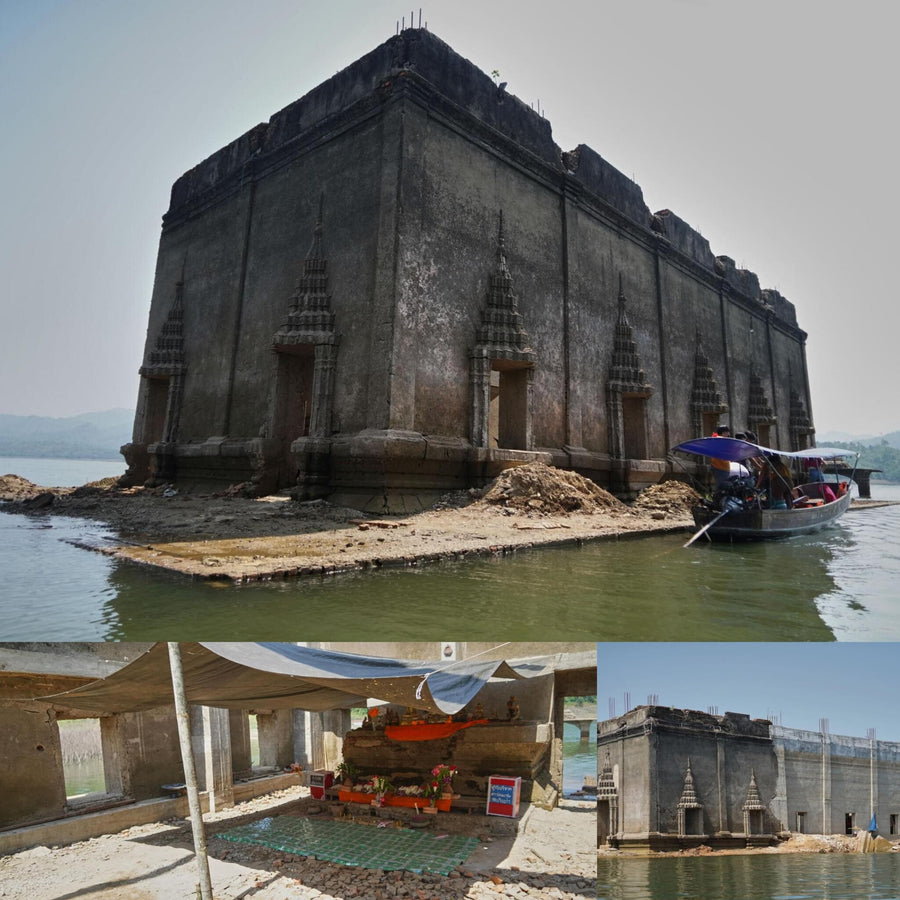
[0, 465, 700, 583]
[0, 791, 596, 899]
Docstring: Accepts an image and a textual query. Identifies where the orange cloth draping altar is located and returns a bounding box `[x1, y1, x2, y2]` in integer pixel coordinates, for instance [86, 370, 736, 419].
[383, 719, 488, 741]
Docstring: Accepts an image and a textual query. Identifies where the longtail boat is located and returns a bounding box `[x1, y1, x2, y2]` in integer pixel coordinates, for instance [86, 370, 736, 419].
[671, 437, 858, 542]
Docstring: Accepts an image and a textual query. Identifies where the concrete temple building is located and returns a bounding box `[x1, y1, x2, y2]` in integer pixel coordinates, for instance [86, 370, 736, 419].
[123, 28, 815, 510]
[597, 706, 900, 850]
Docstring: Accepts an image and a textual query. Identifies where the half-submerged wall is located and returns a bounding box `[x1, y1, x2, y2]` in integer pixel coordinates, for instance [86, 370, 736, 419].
[123, 28, 814, 510]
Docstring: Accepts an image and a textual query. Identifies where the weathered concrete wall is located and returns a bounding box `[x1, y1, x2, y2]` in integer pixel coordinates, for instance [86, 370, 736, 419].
[119, 707, 183, 800]
[0, 701, 66, 828]
[773, 726, 900, 836]
[601, 709, 900, 848]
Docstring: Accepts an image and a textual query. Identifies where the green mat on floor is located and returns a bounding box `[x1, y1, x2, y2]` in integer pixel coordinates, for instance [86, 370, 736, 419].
[219, 816, 479, 875]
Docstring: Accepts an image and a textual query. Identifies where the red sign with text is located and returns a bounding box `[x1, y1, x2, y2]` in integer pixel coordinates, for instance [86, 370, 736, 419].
[486, 775, 521, 817]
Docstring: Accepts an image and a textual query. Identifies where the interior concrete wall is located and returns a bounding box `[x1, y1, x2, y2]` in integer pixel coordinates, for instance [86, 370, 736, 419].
[0, 700, 66, 828]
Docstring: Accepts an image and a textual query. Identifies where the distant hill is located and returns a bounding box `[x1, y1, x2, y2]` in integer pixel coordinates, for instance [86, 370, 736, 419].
[0, 409, 134, 460]
[818, 430, 900, 450]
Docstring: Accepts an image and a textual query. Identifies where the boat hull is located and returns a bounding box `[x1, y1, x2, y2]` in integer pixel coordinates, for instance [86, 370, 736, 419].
[691, 490, 852, 541]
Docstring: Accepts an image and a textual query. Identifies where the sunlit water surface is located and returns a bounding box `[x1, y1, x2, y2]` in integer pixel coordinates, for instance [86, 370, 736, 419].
[2, 458, 898, 641]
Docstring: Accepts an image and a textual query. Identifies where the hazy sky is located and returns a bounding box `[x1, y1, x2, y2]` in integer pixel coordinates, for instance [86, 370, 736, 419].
[2, 0, 898, 436]
[599, 642, 900, 741]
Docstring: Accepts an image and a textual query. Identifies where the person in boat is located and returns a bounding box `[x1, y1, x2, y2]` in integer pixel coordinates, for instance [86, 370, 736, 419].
[757, 452, 794, 509]
[734, 430, 763, 483]
[710, 425, 734, 487]
[804, 457, 826, 482]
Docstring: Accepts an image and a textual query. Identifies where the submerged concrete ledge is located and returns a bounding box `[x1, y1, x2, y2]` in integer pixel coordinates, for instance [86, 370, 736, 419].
[90, 514, 693, 583]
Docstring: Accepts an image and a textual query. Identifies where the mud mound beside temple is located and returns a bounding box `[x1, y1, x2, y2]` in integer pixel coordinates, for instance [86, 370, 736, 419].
[480, 462, 627, 514]
[632, 480, 701, 515]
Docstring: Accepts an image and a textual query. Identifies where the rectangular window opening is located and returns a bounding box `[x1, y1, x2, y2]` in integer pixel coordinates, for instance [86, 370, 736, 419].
[59, 718, 107, 801]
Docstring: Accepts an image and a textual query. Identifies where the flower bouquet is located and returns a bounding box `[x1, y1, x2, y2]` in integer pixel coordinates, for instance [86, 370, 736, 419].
[431, 763, 458, 798]
[369, 774, 393, 806]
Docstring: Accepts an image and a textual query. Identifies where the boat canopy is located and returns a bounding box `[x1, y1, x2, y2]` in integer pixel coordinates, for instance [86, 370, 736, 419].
[670, 436, 858, 463]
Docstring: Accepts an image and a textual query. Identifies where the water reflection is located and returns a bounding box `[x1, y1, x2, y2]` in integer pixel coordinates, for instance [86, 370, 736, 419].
[96, 531, 836, 641]
[598, 854, 900, 900]
[9, 496, 900, 640]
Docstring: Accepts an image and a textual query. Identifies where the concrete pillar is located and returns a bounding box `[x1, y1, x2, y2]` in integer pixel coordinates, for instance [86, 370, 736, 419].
[771, 739, 788, 830]
[292, 709, 314, 767]
[201, 706, 234, 813]
[647, 728, 659, 834]
[257, 710, 293, 768]
[100, 715, 128, 797]
[716, 736, 726, 833]
[821, 734, 832, 834]
[870, 736, 879, 833]
[321, 709, 351, 772]
[229, 710, 251, 774]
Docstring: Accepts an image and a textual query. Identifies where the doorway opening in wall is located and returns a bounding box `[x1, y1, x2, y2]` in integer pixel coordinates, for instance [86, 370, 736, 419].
[489, 361, 529, 450]
[796, 811, 807, 833]
[891, 814, 898, 835]
[598, 798, 612, 846]
[845, 813, 855, 835]
[683, 808, 703, 835]
[746, 809, 765, 835]
[621, 397, 647, 460]
[143, 376, 169, 443]
[58, 718, 106, 802]
[273, 347, 315, 485]
[702, 413, 720, 438]
[562, 695, 596, 799]
[755, 424, 771, 447]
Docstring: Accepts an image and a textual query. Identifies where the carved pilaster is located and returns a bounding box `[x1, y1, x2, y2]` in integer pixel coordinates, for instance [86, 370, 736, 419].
[606, 275, 653, 460]
[676, 760, 705, 837]
[742, 770, 767, 836]
[469, 211, 535, 449]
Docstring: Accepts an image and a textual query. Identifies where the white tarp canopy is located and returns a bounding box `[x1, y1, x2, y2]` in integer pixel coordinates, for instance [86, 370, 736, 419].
[39, 642, 537, 715]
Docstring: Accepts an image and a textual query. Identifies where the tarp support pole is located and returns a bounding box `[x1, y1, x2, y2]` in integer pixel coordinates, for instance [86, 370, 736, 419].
[168, 642, 214, 900]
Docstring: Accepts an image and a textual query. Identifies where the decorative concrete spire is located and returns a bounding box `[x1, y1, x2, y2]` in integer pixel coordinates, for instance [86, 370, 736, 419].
[473, 210, 534, 361]
[691, 329, 727, 415]
[748, 365, 774, 425]
[742, 771, 766, 811]
[607, 275, 652, 395]
[598, 751, 617, 798]
[274, 195, 336, 348]
[142, 264, 186, 375]
[677, 760, 702, 809]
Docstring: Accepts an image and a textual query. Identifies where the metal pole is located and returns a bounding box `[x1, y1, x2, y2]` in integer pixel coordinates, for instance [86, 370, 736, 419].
[168, 642, 214, 900]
